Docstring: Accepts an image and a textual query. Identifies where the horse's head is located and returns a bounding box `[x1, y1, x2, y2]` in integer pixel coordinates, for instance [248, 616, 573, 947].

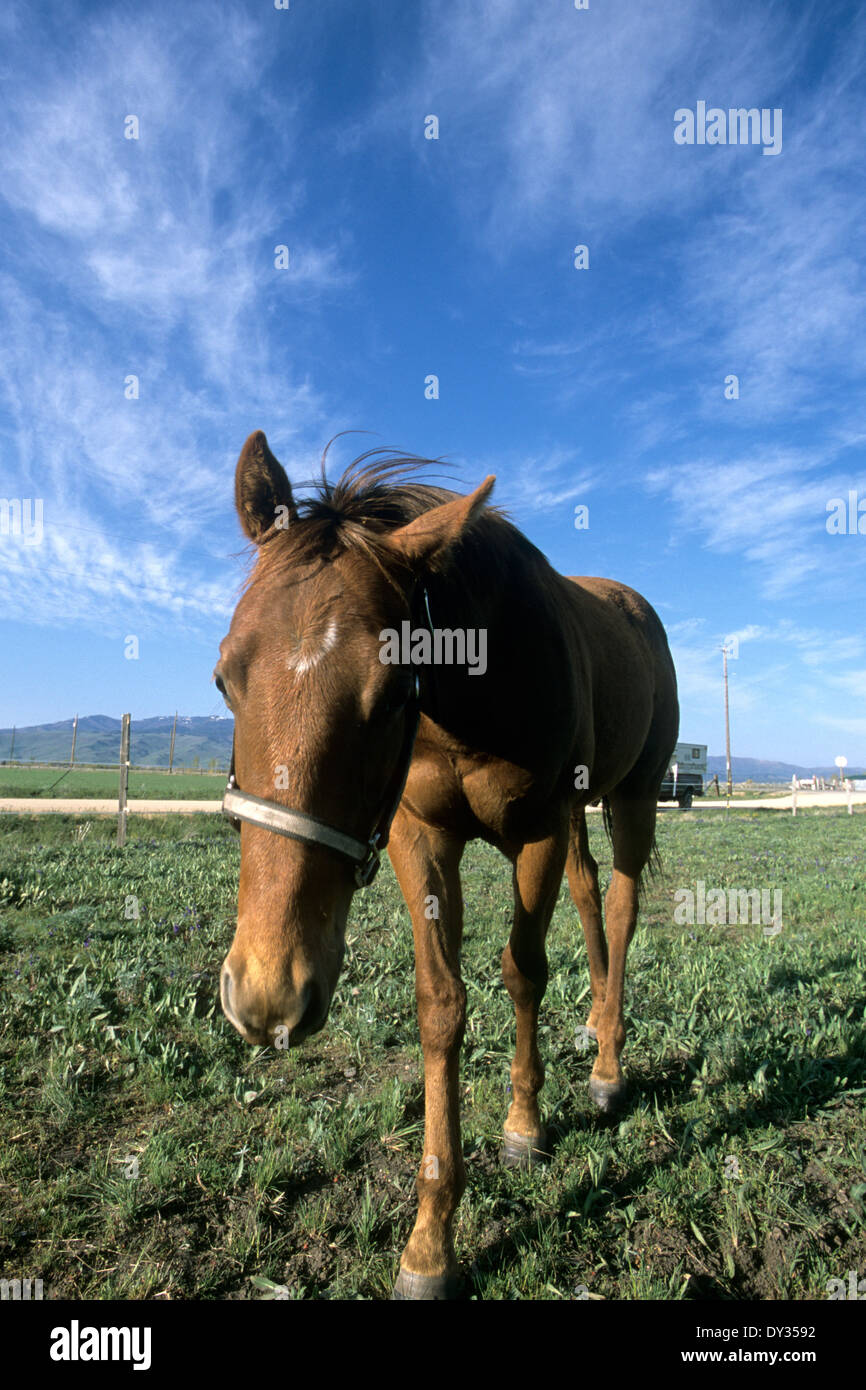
[217, 431, 493, 1047]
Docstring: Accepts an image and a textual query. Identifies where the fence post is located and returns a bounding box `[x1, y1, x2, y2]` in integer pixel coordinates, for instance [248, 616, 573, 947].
[117, 713, 131, 847]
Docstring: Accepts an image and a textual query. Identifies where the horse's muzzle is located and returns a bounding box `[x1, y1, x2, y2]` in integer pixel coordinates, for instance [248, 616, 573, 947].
[220, 964, 328, 1047]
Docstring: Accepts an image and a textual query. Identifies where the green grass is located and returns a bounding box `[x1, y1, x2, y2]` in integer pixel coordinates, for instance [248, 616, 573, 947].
[0, 766, 226, 800]
[0, 807, 864, 1300]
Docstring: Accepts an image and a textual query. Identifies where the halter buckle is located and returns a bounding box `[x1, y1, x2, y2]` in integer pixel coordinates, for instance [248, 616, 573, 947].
[354, 837, 382, 888]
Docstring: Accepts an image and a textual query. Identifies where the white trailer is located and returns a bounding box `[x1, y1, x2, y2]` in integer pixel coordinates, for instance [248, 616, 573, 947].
[658, 742, 707, 808]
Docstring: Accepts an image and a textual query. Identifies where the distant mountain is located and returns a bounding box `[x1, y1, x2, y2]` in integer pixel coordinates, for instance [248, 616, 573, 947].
[0, 715, 234, 769]
[706, 755, 865, 783]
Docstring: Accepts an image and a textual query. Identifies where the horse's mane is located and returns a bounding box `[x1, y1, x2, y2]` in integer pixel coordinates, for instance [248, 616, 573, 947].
[245, 443, 535, 591]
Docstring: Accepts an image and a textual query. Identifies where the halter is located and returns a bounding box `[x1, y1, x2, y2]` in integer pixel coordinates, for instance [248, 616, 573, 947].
[222, 672, 421, 888]
[221, 587, 434, 888]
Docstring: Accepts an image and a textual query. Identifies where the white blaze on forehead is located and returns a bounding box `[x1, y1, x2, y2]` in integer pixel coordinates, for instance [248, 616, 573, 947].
[286, 617, 339, 675]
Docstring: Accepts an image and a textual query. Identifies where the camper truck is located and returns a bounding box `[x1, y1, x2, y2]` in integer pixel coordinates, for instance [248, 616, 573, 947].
[658, 742, 707, 809]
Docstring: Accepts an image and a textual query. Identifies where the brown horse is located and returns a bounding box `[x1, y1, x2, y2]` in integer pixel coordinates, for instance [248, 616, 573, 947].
[216, 430, 679, 1299]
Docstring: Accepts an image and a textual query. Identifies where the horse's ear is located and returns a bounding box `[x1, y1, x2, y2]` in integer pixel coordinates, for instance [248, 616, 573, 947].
[235, 431, 297, 542]
[386, 476, 496, 569]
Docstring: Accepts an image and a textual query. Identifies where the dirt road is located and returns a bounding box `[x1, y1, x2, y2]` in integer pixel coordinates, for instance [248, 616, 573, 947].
[2, 792, 863, 815]
[0, 798, 221, 814]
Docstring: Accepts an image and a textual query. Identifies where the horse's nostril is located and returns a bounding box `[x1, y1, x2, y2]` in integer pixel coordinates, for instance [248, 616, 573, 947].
[221, 964, 255, 1035]
[221, 965, 236, 1019]
[292, 980, 324, 1041]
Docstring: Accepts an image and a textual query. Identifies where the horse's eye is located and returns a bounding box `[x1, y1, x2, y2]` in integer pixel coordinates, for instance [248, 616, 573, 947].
[381, 686, 409, 719]
[214, 671, 231, 707]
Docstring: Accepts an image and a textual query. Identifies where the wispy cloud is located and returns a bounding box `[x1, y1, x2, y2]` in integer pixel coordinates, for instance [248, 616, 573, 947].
[669, 614, 866, 762]
[377, 1, 805, 241]
[379, 1, 866, 437]
[645, 446, 866, 600]
[465, 446, 595, 516]
[0, 3, 349, 630]
[0, 521, 233, 633]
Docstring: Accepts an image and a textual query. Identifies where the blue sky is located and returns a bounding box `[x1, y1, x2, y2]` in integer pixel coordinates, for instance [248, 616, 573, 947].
[1, 0, 864, 766]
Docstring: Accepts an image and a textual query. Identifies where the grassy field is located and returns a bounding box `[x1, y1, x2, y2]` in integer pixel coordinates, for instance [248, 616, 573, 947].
[0, 766, 226, 800]
[0, 807, 864, 1300]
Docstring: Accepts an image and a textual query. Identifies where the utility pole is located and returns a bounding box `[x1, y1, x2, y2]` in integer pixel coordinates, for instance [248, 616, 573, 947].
[117, 713, 131, 847]
[9, 726, 14, 762]
[70, 713, 78, 766]
[721, 643, 733, 799]
[168, 711, 177, 773]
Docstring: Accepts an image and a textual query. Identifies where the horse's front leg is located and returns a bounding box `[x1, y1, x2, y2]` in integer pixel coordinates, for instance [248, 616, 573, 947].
[387, 809, 467, 1300]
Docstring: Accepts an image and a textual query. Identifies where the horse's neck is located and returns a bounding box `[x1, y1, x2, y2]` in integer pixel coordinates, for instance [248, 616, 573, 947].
[432, 538, 563, 658]
[424, 544, 571, 745]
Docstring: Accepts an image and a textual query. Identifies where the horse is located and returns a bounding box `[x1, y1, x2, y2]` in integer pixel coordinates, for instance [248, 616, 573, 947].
[216, 430, 679, 1299]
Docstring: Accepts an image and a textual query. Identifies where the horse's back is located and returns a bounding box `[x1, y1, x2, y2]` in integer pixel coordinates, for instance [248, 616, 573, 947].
[564, 574, 674, 672]
[566, 574, 665, 636]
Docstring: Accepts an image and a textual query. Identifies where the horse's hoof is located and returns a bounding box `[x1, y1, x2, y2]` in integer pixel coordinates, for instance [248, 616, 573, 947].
[585, 1024, 598, 1040]
[391, 1267, 463, 1300]
[501, 1127, 550, 1168]
[589, 1077, 627, 1113]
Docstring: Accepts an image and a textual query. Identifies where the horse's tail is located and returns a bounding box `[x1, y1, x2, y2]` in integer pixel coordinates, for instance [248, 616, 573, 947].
[600, 794, 663, 908]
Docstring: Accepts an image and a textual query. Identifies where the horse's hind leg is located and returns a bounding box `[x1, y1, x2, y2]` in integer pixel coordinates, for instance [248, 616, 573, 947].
[566, 808, 607, 1040]
[501, 824, 569, 1166]
[589, 791, 656, 1113]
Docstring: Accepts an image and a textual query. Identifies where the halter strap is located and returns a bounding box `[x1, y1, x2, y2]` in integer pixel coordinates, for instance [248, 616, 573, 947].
[222, 672, 421, 888]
